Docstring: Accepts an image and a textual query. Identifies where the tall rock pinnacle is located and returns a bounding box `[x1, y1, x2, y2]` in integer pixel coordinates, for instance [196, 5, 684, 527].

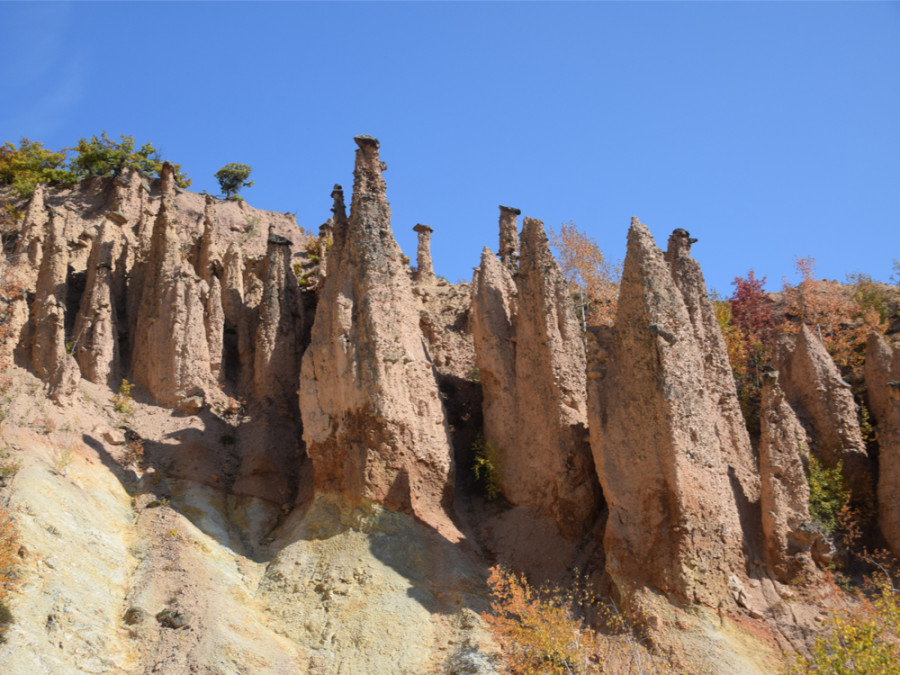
[588, 218, 746, 606]
[299, 136, 458, 537]
[471, 216, 600, 537]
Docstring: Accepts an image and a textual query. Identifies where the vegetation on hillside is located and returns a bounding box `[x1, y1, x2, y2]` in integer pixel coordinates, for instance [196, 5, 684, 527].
[0, 133, 190, 199]
[215, 163, 254, 200]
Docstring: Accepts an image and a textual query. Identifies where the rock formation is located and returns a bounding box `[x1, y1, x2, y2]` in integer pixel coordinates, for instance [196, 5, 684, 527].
[253, 230, 300, 404]
[299, 135, 457, 537]
[471, 217, 600, 537]
[865, 333, 900, 557]
[588, 217, 746, 606]
[497, 205, 520, 272]
[197, 195, 225, 384]
[131, 163, 214, 410]
[758, 371, 815, 582]
[14, 183, 48, 286]
[72, 223, 120, 387]
[776, 324, 872, 500]
[665, 229, 760, 506]
[30, 207, 80, 401]
[413, 223, 435, 283]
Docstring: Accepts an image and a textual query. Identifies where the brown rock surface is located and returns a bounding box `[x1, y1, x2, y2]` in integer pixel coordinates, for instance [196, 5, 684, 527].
[299, 136, 457, 537]
[253, 230, 301, 404]
[588, 217, 745, 606]
[776, 324, 872, 500]
[865, 332, 900, 557]
[497, 205, 520, 272]
[72, 223, 120, 387]
[30, 208, 80, 401]
[471, 218, 600, 537]
[665, 229, 760, 505]
[758, 372, 815, 582]
[197, 195, 225, 384]
[131, 163, 214, 408]
[413, 223, 435, 283]
[14, 183, 48, 286]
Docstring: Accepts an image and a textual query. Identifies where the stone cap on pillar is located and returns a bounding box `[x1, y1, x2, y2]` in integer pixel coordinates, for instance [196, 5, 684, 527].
[413, 223, 434, 234]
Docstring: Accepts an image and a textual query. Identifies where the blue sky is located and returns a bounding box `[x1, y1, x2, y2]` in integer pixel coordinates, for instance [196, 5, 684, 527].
[2, 1, 898, 293]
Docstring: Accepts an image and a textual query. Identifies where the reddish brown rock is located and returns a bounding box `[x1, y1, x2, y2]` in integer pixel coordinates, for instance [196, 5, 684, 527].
[758, 372, 815, 582]
[30, 208, 80, 401]
[865, 332, 900, 557]
[299, 136, 457, 537]
[588, 217, 745, 606]
[665, 229, 759, 505]
[471, 218, 600, 537]
[131, 163, 214, 408]
[72, 223, 120, 387]
[776, 324, 872, 500]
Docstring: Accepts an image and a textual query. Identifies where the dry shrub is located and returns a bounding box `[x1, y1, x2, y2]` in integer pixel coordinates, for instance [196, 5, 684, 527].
[482, 566, 677, 674]
[0, 505, 17, 640]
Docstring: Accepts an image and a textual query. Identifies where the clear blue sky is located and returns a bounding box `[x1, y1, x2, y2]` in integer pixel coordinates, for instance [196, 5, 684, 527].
[2, 1, 898, 293]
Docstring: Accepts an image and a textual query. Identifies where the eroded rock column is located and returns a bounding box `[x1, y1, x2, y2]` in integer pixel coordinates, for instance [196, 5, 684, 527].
[72, 224, 120, 387]
[471, 217, 600, 537]
[865, 333, 900, 558]
[498, 205, 520, 272]
[131, 163, 214, 410]
[588, 218, 746, 606]
[31, 208, 79, 401]
[299, 135, 457, 537]
[413, 223, 435, 283]
[759, 372, 815, 582]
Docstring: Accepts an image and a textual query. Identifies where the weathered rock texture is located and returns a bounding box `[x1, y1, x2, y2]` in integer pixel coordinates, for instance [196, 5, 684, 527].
[197, 195, 225, 384]
[413, 223, 435, 283]
[471, 218, 599, 537]
[776, 324, 872, 500]
[588, 218, 746, 606]
[72, 223, 120, 387]
[665, 229, 760, 506]
[30, 208, 80, 401]
[865, 332, 900, 558]
[131, 164, 214, 409]
[299, 136, 457, 537]
[253, 231, 301, 404]
[758, 372, 815, 582]
[497, 205, 520, 272]
[14, 183, 48, 286]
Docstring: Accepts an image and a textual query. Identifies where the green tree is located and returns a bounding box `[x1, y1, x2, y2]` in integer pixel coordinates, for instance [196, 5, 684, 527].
[69, 132, 191, 187]
[0, 138, 76, 197]
[215, 163, 254, 199]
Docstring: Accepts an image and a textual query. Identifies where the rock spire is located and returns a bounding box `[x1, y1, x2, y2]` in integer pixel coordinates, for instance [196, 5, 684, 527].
[413, 223, 435, 283]
[299, 136, 458, 537]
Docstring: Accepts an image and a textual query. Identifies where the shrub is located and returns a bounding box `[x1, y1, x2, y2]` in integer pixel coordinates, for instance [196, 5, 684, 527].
[808, 455, 849, 536]
[786, 575, 900, 674]
[112, 379, 135, 416]
[0, 505, 18, 642]
[471, 433, 502, 501]
[69, 132, 191, 187]
[214, 163, 253, 199]
[483, 566, 676, 674]
[0, 138, 76, 198]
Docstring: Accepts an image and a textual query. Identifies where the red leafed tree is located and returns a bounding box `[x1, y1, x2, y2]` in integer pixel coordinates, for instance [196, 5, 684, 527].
[730, 269, 774, 344]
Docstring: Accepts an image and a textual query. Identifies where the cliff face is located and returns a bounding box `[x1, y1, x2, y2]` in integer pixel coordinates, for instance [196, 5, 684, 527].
[3, 136, 899, 675]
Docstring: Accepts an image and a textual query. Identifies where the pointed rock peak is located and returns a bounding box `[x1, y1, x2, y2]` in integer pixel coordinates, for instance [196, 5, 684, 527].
[331, 184, 346, 213]
[351, 136, 386, 205]
[666, 228, 698, 259]
[519, 217, 554, 273]
[24, 183, 47, 224]
[480, 245, 498, 266]
[627, 216, 655, 247]
[498, 206, 520, 272]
